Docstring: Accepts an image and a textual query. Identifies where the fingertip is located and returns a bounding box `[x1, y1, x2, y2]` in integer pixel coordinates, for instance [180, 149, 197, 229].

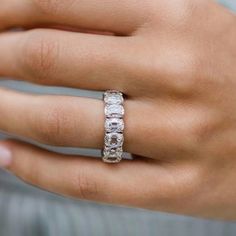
[0, 140, 13, 168]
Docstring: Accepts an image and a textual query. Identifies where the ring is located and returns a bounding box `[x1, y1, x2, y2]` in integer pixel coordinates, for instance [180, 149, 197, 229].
[103, 90, 125, 163]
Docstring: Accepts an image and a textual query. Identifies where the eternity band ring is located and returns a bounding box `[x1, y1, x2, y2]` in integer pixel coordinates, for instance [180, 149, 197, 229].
[103, 90, 125, 163]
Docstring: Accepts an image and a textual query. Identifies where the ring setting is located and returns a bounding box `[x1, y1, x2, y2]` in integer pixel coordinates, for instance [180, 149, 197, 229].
[105, 104, 124, 118]
[105, 118, 124, 133]
[103, 90, 124, 163]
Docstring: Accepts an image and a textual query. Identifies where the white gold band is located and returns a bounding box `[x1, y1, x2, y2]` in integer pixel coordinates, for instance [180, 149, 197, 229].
[103, 90, 124, 163]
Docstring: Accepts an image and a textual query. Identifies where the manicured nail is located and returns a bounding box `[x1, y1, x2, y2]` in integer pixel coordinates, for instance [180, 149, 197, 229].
[0, 145, 12, 168]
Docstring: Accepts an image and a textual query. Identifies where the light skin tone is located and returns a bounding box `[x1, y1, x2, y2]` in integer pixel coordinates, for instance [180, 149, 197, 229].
[0, 0, 236, 220]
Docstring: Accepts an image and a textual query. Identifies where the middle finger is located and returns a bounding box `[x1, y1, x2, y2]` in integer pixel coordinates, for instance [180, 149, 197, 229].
[0, 29, 132, 92]
[0, 0, 148, 35]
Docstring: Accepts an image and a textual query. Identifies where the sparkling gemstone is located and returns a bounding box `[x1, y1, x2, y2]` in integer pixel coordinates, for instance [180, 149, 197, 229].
[105, 118, 124, 133]
[105, 133, 124, 148]
[105, 105, 124, 118]
[103, 147, 123, 163]
[104, 91, 123, 105]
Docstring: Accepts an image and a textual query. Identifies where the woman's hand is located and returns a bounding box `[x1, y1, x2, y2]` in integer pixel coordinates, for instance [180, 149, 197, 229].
[0, 0, 236, 220]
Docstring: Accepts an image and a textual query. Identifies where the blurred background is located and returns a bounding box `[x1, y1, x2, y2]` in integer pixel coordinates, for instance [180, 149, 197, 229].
[0, 1, 236, 235]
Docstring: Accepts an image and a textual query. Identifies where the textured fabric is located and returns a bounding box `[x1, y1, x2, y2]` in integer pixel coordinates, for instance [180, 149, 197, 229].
[0, 1, 236, 235]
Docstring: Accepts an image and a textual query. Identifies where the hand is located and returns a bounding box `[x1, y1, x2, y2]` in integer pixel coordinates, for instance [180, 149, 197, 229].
[0, 0, 236, 220]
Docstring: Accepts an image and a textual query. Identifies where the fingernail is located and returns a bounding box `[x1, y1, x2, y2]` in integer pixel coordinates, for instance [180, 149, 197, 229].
[0, 145, 12, 168]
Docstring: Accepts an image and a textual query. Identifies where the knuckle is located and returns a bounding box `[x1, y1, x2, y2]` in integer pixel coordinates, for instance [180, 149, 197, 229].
[31, 104, 68, 145]
[32, 0, 76, 15]
[21, 30, 59, 82]
[41, 107, 62, 143]
[33, 0, 62, 14]
[74, 169, 100, 199]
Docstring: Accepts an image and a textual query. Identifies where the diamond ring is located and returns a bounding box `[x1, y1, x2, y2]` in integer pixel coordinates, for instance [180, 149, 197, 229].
[103, 90, 124, 163]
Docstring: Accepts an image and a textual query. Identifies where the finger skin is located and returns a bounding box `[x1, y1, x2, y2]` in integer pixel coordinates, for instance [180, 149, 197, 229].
[0, 0, 148, 35]
[0, 140, 163, 206]
[0, 88, 210, 159]
[0, 88, 104, 149]
[0, 88, 145, 155]
[0, 139, 207, 219]
[0, 30, 132, 92]
[1, 0, 236, 221]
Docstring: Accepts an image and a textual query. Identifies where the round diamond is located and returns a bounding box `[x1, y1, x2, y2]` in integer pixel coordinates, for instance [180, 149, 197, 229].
[105, 105, 124, 118]
[105, 133, 124, 148]
[104, 91, 123, 105]
[105, 118, 124, 133]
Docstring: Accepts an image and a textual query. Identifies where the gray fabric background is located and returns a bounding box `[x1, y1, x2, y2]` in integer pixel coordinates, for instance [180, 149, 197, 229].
[0, 1, 236, 235]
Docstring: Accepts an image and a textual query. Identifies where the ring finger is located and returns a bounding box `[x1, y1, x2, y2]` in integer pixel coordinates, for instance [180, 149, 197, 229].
[0, 88, 147, 156]
[0, 88, 197, 159]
